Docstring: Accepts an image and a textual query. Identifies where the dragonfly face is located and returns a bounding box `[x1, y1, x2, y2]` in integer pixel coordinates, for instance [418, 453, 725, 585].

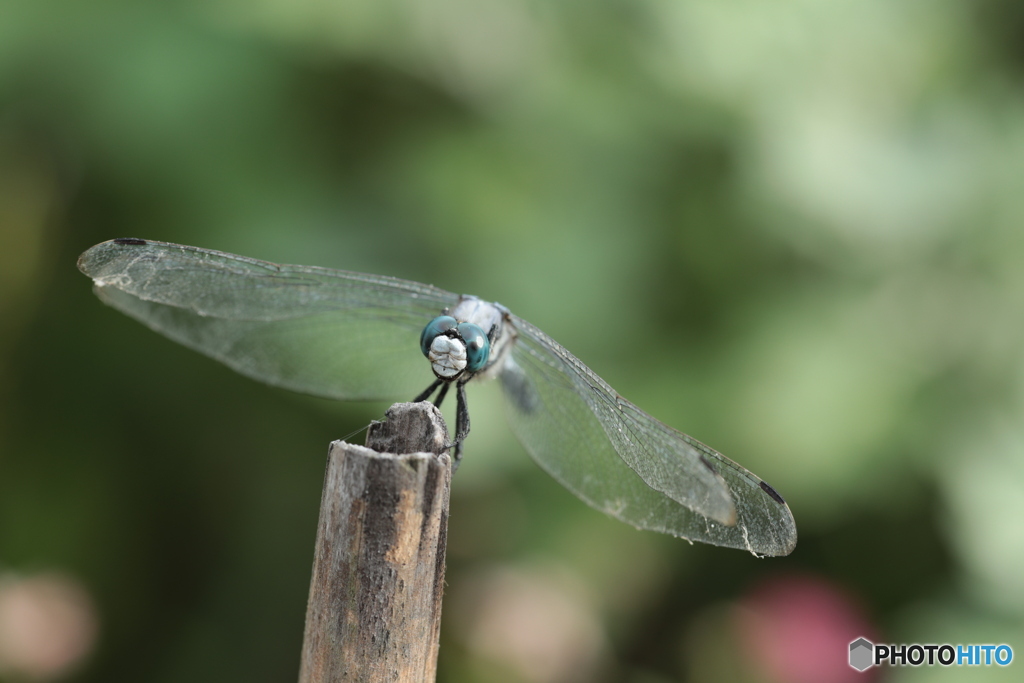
[419, 315, 491, 379]
[78, 238, 798, 556]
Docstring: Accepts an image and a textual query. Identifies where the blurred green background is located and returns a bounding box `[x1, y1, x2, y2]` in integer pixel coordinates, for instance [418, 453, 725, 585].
[2, 0, 1024, 681]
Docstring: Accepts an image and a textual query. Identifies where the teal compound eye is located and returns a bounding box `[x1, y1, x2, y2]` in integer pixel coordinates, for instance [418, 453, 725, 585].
[420, 315, 457, 357]
[457, 322, 490, 372]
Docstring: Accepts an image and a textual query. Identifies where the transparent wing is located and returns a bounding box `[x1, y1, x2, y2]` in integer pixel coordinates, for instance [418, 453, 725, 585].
[499, 314, 797, 556]
[77, 239, 460, 401]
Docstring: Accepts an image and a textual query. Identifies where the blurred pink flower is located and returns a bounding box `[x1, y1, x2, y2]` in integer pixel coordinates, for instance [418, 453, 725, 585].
[0, 572, 99, 681]
[734, 574, 877, 683]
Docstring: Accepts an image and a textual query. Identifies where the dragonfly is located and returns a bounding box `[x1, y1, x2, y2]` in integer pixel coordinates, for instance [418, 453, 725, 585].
[78, 238, 797, 556]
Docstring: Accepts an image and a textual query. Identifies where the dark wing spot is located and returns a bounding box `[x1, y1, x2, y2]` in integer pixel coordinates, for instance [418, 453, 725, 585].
[699, 454, 717, 474]
[113, 238, 148, 246]
[500, 363, 539, 415]
[759, 480, 786, 505]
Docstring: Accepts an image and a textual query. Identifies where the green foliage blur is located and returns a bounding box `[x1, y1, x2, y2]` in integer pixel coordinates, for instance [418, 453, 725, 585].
[3, 1, 1024, 681]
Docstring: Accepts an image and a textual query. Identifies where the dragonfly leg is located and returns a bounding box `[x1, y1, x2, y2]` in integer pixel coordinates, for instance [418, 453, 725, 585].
[452, 380, 470, 470]
[413, 378, 444, 403]
[453, 440, 464, 470]
[433, 381, 450, 408]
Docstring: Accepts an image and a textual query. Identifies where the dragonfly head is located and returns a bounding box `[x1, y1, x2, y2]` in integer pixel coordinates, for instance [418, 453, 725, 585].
[421, 315, 491, 380]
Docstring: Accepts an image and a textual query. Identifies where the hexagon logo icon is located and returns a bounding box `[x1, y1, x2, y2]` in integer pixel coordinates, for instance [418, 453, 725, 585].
[849, 637, 874, 672]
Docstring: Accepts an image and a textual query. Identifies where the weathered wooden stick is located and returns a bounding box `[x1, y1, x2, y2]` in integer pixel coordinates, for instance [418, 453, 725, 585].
[298, 402, 452, 683]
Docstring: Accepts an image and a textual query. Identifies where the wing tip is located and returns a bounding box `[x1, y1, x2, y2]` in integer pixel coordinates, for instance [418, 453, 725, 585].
[771, 509, 799, 557]
[773, 531, 799, 557]
[755, 479, 798, 556]
[78, 238, 149, 277]
[746, 526, 798, 558]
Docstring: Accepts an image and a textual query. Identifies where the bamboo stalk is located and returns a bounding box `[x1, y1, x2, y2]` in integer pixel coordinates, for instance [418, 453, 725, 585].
[299, 402, 452, 683]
